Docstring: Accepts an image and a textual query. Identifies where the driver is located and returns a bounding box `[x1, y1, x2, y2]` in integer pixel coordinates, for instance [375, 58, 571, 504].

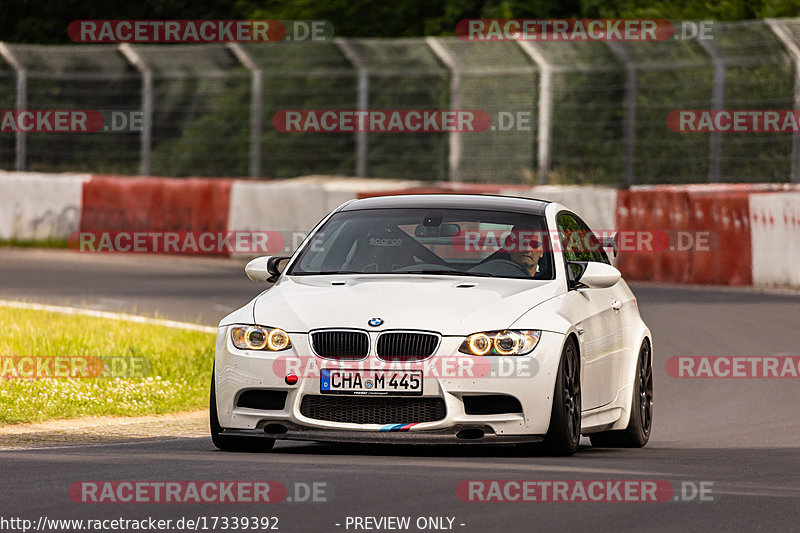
[509, 232, 544, 276]
[479, 225, 544, 277]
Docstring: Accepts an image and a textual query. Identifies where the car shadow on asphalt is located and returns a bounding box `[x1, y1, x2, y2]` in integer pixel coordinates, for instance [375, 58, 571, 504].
[254, 440, 600, 458]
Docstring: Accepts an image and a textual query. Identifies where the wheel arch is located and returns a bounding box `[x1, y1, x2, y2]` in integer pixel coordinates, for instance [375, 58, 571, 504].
[565, 331, 581, 366]
[608, 327, 653, 431]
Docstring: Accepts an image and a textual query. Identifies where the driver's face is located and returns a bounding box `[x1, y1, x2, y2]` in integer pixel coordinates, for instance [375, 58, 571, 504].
[508, 233, 543, 275]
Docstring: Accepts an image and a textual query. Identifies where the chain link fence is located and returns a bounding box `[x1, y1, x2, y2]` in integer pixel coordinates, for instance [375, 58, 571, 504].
[1, 18, 800, 185]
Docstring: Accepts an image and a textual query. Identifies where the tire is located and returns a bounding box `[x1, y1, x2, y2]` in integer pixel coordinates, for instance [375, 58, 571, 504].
[210, 367, 275, 452]
[520, 337, 581, 456]
[589, 339, 653, 448]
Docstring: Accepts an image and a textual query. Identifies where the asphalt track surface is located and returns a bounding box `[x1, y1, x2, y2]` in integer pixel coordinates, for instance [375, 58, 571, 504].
[2, 248, 800, 531]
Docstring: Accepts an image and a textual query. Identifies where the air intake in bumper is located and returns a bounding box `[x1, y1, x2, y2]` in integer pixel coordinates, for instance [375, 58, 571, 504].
[236, 389, 288, 411]
[300, 395, 446, 425]
[462, 394, 523, 415]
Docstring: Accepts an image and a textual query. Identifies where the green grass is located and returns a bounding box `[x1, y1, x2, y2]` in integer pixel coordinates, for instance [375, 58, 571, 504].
[0, 239, 68, 249]
[0, 305, 214, 424]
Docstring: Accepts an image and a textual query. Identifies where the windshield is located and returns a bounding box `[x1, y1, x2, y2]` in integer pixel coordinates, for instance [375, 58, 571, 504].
[288, 207, 554, 280]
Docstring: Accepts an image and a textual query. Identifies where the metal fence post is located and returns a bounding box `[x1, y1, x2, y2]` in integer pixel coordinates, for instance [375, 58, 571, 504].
[0, 44, 27, 171]
[606, 42, 638, 187]
[119, 43, 152, 176]
[766, 19, 800, 183]
[227, 43, 262, 179]
[426, 37, 462, 183]
[335, 38, 368, 178]
[518, 41, 552, 185]
[699, 39, 724, 183]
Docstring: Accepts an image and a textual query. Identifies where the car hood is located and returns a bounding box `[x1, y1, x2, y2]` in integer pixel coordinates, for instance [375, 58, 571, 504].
[250, 275, 562, 335]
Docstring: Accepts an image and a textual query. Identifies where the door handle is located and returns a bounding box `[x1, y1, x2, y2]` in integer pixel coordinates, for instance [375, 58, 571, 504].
[612, 300, 622, 311]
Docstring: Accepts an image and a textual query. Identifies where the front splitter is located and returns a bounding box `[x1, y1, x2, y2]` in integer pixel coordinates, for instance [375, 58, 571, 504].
[220, 423, 543, 445]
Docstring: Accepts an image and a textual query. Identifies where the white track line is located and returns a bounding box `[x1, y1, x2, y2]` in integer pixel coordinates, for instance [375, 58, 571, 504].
[0, 300, 217, 333]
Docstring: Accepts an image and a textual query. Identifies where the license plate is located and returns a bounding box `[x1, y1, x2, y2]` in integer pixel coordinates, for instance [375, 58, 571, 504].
[320, 369, 423, 396]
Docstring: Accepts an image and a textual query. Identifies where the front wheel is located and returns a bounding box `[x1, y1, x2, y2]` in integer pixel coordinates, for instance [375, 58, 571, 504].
[520, 337, 581, 456]
[210, 368, 275, 452]
[590, 339, 653, 448]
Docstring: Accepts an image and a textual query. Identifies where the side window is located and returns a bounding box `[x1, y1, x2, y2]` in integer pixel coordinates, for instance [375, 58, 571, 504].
[556, 211, 609, 271]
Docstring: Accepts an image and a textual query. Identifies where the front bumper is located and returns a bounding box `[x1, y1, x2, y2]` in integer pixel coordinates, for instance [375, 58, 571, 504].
[213, 327, 565, 442]
[221, 422, 544, 445]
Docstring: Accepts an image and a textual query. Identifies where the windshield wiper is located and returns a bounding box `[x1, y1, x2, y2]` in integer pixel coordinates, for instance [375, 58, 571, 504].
[400, 269, 494, 277]
[291, 270, 363, 275]
[293, 269, 495, 277]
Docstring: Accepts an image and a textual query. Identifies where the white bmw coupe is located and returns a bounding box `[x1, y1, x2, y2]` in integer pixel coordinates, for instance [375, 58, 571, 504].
[211, 194, 653, 455]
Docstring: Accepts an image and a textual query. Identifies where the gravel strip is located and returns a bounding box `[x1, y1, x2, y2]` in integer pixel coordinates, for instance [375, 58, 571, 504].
[0, 410, 207, 449]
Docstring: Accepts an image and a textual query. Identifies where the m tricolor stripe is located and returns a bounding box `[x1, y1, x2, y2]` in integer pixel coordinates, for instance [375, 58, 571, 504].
[380, 423, 419, 432]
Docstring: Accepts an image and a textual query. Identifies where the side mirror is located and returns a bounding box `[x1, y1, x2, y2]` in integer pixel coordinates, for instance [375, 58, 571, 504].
[570, 261, 621, 289]
[245, 256, 291, 283]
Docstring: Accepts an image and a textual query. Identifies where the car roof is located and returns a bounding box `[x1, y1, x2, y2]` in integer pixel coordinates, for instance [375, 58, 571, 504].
[339, 194, 550, 216]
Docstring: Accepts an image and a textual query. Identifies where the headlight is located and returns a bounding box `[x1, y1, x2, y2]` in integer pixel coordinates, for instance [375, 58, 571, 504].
[230, 325, 292, 351]
[459, 330, 541, 356]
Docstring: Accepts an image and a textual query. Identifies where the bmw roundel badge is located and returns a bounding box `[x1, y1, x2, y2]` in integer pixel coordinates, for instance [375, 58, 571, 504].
[368, 317, 384, 327]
